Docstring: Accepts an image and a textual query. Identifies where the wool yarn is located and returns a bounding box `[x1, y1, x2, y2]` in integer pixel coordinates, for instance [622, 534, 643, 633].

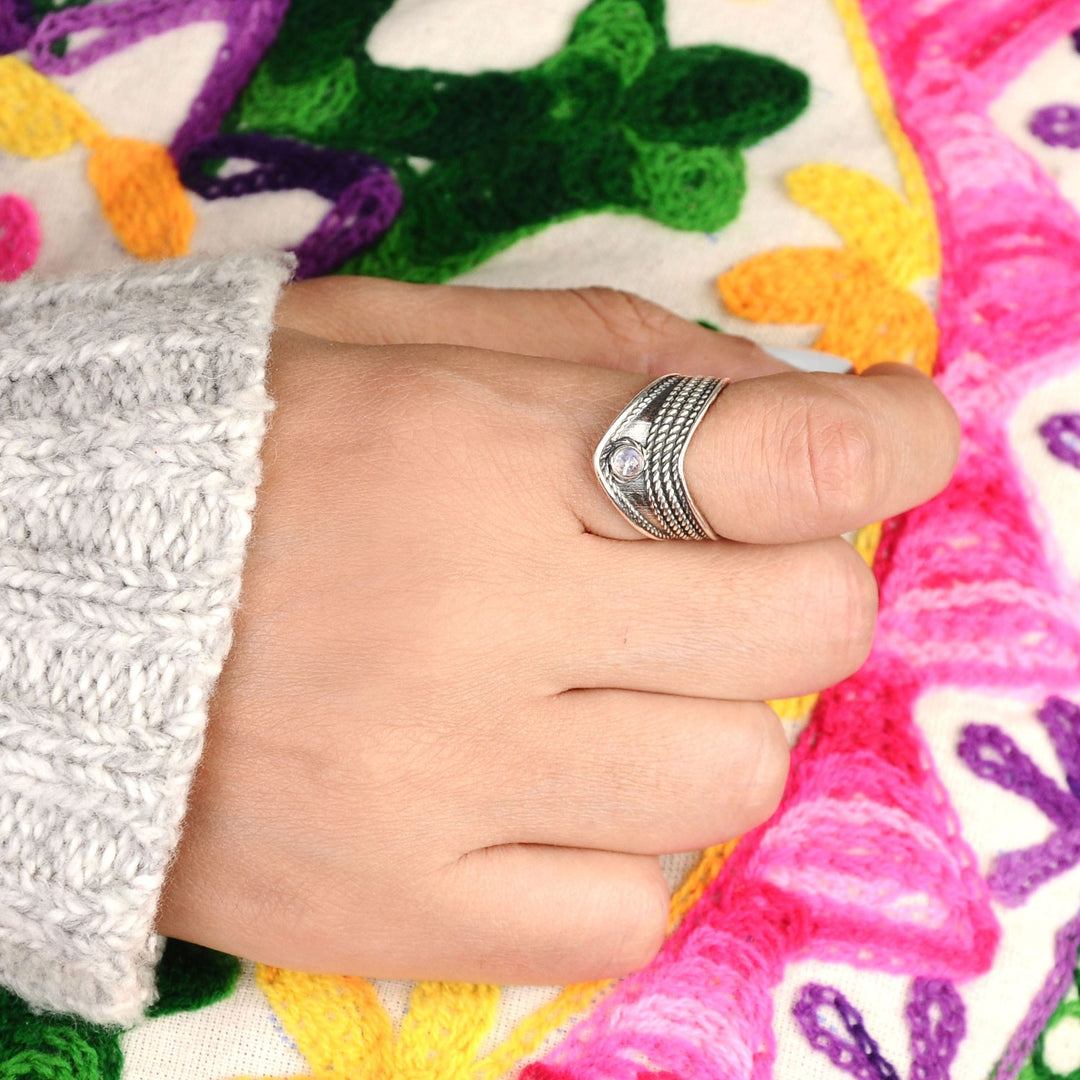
[0, 253, 290, 1025]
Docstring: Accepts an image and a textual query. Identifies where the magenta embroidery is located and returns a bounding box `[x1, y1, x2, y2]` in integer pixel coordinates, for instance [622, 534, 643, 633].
[1031, 104, 1080, 149]
[0, 194, 40, 282]
[959, 697, 1080, 906]
[1040, 414, 1080, 468]
[27, 0, 289, 160]
[180, 133, 401, 279]
[795, 979, 964, 1080]
[518, 658, 998, 1080]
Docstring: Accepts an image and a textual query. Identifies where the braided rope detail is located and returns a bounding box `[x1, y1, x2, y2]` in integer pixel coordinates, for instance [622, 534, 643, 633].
[647, 377, 719, 538]
[595, 374, 727, 539]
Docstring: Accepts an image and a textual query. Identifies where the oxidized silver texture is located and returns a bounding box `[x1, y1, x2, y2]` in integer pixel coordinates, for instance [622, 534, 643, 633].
[594, 374, 729, 540]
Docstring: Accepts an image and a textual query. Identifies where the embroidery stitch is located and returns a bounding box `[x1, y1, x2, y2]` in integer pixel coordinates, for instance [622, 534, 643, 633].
[1040, 414, 1080, 469]
[959, 697, 1080, 906]
[0, 55, 195, 259]
[0, 0, 33, 53]
[27, 0, 289, 161]
[1031, 105, 1080, 149]
[994, 911, 1080, 1079]
[0, 193, 39, 281]
[794, 979, 965, 1080]
[224, 0, 811, 282]
[716, 164, 939, 374]
[180, 133, 401, 279]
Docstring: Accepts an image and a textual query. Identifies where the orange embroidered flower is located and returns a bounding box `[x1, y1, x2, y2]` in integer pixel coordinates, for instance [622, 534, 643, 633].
[717, 163, 939, 374]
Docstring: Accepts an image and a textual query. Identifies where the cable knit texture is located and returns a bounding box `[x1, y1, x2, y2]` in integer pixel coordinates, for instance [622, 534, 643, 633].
[0, 252, 291, 1025]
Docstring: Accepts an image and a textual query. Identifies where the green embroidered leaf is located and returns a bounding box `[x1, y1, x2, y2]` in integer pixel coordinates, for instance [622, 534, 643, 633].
[626, 46, 810, 148]
[148, 939, 241, 1019]
[0, 987, 121, 1080]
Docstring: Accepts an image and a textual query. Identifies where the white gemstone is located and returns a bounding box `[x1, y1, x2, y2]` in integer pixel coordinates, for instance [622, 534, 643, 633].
[610, 441, 645, 482]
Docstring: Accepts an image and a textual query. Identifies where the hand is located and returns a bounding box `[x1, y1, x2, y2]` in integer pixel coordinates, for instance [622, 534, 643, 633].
[156, 279, 959, 985]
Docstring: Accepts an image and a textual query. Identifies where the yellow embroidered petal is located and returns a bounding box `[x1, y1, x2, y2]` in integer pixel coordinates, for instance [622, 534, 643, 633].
[254, 966, 395, 1079]
[86, 136, 195, 259]
[785, 163, 937, 285]
[854, 520, 884, 567]
[769, 693, 818, 724]
[0, 56, 103, 157]
[395, 981, 499, 1079]
[474, 980, 612, 1080]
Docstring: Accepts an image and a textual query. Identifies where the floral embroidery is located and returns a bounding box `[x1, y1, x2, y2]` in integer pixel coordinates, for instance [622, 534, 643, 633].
[27, 0, 289, 162]
[959, 697, 1080, 907]
[0, 54, 195, 259]
[794, 979, 965, 1080]
[716, 163, 939, 374]
[223, 0, 811, 282]
[2, 0, 402, 273]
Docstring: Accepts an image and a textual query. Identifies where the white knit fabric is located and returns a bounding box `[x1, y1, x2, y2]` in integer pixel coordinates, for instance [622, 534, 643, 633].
[0, 253, 291, 1025]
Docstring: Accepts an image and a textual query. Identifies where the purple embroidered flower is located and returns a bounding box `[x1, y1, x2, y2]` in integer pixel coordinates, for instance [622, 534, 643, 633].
[959, 697, 1080, 905]
[1031, 105, 1080, 149]
[795, 980, 965, 1080]
[1040, 414, 1080, 469]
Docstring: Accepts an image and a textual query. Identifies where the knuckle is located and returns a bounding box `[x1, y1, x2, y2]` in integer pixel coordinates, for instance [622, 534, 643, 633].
[787, 394, 876, 526]
[814, 541, 879, 674]
[603, 863, 669, 973]
[568, 286, 682, 352]
[743, 704, 790, 823]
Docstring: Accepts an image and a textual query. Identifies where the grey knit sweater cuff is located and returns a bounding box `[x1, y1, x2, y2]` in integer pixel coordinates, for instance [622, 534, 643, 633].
[0, 253, 292, 1025]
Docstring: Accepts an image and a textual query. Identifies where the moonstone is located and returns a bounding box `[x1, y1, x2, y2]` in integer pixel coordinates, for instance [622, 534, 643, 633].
[610, 441, 645, 482]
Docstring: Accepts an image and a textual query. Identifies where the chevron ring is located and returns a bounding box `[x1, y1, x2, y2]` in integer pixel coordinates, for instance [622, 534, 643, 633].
[593, 374, 729, 540]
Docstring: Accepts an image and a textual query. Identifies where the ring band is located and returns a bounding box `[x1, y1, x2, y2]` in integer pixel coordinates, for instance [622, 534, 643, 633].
[593, 374, 729, 540]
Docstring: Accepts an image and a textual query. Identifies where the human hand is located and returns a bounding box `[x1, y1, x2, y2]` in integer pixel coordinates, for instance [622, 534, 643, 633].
[156, 279, 959, 985]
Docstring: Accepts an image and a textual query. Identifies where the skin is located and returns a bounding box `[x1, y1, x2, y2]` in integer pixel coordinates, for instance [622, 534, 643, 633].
[156, 278, 960, 986]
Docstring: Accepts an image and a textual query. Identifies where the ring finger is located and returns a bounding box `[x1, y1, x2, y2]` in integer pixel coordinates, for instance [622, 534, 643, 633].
[549, 534, 877, 702]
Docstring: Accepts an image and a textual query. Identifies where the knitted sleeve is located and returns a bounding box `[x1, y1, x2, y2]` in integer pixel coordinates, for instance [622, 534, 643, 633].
[0, 253, 292, 1025]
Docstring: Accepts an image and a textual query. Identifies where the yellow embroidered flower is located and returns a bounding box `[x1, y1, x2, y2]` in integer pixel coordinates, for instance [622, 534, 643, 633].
[717, 163, 939, 374]
[230, 968, 606, 1080]
[0, 56, 194, 259]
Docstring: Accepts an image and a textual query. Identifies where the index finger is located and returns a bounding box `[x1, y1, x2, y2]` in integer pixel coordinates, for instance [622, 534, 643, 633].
[580, 363, 959, 544]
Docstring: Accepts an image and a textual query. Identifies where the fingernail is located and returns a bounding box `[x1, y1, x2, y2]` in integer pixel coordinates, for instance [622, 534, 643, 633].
[762, 346, 854, 374]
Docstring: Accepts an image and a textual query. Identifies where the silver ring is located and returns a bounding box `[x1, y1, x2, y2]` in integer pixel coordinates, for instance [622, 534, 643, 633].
[593, 374, 729, 540]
